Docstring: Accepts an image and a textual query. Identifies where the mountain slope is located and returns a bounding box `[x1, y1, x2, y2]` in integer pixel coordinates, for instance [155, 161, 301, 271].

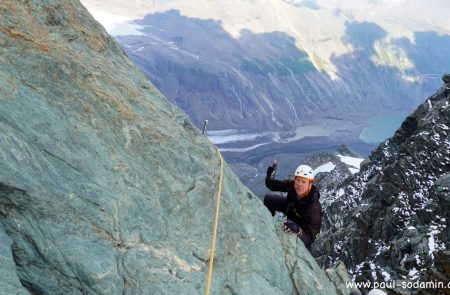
[80, 0, 449, 140]
[0, 0, 350, 293]
[314, 75, 450, 293]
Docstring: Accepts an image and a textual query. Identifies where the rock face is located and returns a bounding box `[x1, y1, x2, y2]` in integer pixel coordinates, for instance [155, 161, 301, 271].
[0, 1, 349, 294]
[314, 76, 450, 293]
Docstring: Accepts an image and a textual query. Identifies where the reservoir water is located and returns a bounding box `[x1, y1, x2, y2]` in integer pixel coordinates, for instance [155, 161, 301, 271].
[359, 114, 406, 144]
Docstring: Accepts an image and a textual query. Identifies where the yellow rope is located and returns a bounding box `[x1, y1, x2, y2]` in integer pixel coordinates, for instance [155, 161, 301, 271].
[205, 148, 224, 295]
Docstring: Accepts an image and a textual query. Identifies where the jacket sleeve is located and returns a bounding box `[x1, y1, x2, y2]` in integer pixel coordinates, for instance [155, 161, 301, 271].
[265, 177, 292, 192]
[298, 201, 322, 248]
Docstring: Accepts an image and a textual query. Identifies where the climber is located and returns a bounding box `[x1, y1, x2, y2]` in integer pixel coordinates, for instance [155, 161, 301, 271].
[263, 162, 322, 248]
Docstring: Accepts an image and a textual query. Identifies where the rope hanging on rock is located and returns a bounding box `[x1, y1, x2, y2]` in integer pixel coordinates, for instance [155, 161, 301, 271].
[205, 147, 224, 295]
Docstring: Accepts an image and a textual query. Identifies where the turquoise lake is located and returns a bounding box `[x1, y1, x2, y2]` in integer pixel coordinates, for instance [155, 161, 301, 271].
[359, 114, 406, 144]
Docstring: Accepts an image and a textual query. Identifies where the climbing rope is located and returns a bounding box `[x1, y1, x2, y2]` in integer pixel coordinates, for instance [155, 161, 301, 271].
[205, 147, 224, 295]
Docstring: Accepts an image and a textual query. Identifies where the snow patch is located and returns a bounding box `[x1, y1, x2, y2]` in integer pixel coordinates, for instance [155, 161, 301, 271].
[219, 142, 271, 152]
[207, 130, 260, 145]
[349, 167, 359, 174]
[87, 10, 145, 36]
[408, 267, 419, 280]
[337, 154, 364, 174]
[314, 162, 336, 174]
[428, 224, 443, 256]
[381, 271, 391, 282]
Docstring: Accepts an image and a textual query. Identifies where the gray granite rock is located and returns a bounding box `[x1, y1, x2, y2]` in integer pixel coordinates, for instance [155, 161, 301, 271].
[0, 225, 30, 294]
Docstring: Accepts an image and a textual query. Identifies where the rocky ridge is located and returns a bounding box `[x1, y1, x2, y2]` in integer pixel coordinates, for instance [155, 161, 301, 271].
[0, 1, 351, 294]
[314, 75, 450, 294]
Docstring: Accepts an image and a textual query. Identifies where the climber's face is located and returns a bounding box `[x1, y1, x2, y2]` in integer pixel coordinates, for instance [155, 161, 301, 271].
[294, 177, 311, 198]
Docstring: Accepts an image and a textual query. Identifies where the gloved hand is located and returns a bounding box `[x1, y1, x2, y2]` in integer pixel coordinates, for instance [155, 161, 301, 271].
[266, 166, 275, 179]
[282, 219, 300, 235]
[266, 161, 277, 179]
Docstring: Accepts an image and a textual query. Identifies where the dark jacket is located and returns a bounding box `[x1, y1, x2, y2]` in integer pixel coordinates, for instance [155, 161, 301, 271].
[265, 177, 322, 247]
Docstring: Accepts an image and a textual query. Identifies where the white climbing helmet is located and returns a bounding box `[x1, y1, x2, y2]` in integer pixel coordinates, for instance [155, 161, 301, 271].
[294, 165, 315, 181]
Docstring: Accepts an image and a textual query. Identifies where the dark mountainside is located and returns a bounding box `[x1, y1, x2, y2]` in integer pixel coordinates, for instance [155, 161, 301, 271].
[116, 9, 446, 134]
[0, 1, 350, 294]
[103, 6, 449, 198]
[313, 75, 450, 294]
